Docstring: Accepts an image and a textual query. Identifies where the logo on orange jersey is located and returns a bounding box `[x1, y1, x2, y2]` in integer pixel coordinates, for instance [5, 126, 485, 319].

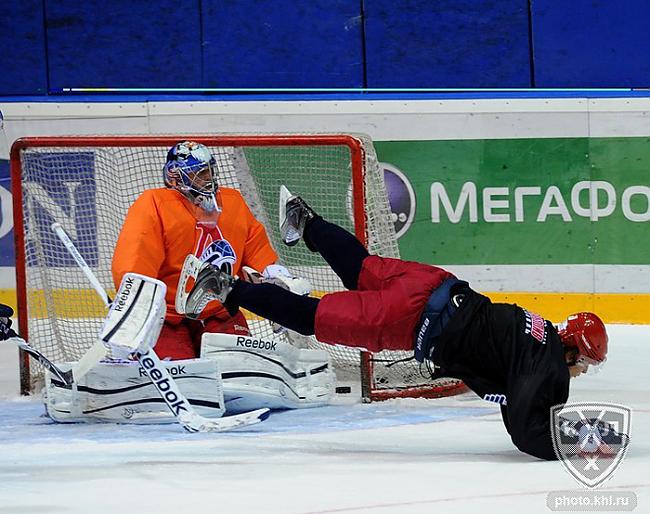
[194, 224, 237, 275]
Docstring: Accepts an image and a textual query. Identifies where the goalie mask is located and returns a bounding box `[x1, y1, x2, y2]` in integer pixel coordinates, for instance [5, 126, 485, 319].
[164, 141, 220, 213]
[557, 312, 608, 373]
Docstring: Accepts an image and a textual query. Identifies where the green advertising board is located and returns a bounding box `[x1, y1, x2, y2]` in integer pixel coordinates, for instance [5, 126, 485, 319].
[375, 137, 650, 265]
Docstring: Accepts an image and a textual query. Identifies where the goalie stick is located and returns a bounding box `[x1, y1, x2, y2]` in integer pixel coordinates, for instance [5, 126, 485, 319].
[53, 225, 269, 433]
[0, 303, 73, 385]
[7, 335, 73, 385]
[51, 222, 111, 382]
[137, 348, 269, 432]
[51, 223, 111, 307]
[123, 280, 269, 432]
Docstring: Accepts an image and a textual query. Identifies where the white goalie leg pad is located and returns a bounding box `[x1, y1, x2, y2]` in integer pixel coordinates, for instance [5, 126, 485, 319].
[100, 273, 167, 359]
[201, 332, 335, 413]
[44, 358, 225, 424]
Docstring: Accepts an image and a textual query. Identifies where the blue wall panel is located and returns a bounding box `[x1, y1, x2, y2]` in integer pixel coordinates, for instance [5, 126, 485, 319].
[3, 0, 649, 96]
[46, 0, 202, 89]
[364, 0, 531, 88]
[532, 1, 650, 87]
[0, 0, 47, 94]
[201, 0, 363, 88]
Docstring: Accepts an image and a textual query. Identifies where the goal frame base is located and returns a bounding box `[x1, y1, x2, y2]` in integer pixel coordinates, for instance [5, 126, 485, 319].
[360, 351, 468, 402]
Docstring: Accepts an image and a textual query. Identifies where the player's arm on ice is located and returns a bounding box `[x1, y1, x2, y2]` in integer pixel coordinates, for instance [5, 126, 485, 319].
[112, 192, 166, 288]
[502, 372, 561, 460]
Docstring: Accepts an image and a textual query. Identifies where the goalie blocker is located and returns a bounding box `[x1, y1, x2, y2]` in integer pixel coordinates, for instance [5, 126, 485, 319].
[99, 272, 166, 360]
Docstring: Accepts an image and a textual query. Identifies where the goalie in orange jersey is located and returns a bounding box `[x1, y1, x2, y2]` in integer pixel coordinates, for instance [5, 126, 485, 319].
[112, 141, 292, 360]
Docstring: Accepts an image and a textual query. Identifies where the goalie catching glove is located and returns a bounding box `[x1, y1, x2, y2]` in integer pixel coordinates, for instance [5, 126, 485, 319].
[176, 256, 237, 319]
[100, 273, 167, 359]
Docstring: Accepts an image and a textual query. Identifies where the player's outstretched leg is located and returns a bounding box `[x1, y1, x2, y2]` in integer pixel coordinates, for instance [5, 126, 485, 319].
[279, 186, 369, 290]
[185, 264, 319, 335]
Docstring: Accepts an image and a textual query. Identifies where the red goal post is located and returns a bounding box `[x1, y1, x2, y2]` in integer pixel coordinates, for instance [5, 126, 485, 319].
[10, 134, 467, 401]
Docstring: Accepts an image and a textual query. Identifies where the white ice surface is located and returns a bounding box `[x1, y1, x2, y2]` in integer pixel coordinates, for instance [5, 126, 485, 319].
[0, 325, 648, 514]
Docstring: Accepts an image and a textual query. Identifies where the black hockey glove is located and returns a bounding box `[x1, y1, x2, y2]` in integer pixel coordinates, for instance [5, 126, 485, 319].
[0, 304, 17, 341]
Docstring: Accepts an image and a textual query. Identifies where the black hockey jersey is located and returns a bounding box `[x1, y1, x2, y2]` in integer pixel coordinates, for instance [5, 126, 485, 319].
[432, 290, 570, 460]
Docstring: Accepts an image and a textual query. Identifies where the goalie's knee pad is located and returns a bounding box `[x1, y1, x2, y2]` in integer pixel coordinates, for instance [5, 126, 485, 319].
[44, 358, 224, 424]
[201, 332, 335, 413]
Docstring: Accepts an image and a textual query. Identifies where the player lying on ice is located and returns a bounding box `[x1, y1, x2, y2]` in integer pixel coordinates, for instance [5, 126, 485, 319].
[181, 186, 610, 460]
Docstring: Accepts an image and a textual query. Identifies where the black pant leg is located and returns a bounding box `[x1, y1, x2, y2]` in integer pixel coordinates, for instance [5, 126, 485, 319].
[304, 217, 369, 290]
[226, 281, 319, 336]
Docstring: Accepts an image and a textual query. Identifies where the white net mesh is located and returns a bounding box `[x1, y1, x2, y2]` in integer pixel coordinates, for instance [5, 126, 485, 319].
[15, 134, 464, 399]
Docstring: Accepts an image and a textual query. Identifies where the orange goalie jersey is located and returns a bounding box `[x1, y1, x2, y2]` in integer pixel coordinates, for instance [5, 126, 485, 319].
[112, 187, 278, 323]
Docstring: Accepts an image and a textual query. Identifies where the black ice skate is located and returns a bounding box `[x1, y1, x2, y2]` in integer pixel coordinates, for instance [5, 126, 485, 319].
[185, 263, 236, 319]
[279, 185, 317, 247]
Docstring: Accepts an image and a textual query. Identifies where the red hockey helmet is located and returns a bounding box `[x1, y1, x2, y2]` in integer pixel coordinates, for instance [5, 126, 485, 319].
[558, 312, 608, 366]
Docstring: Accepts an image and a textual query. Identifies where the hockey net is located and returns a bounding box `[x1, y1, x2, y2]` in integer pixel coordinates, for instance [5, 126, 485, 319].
[11, 134, 466, 401]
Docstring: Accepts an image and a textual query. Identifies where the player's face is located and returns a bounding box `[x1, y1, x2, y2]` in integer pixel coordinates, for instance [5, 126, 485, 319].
[565, 347, 603, 378]
[189, 167, 214, 193]
[568, 363, 588, 378]
[565, 347, 588, 378]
